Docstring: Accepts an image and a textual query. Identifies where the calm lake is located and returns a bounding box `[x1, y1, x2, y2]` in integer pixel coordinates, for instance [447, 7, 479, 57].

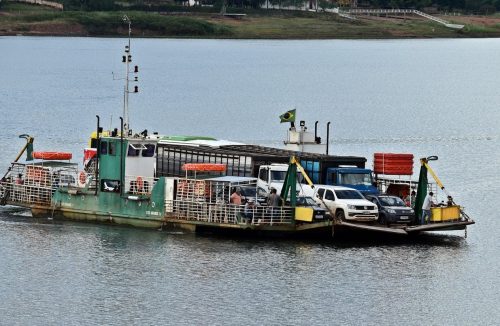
[1, 37, 499, 325]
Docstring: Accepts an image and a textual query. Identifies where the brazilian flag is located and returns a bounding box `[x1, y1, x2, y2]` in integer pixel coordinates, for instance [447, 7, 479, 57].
[280, 109, 296, 123]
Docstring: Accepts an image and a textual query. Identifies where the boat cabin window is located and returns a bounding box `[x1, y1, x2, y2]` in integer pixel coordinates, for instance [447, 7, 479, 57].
[109, 142, 116, 156]
[100, 141, 108, 155]
[141, 144, 155, 157]
[128, 143, 147, 157]
[101, 179, 120, 192]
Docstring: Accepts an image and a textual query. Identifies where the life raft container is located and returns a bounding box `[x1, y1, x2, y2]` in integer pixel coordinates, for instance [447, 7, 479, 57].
[373, 153, 414, 175]
[33, 151, 72, 160]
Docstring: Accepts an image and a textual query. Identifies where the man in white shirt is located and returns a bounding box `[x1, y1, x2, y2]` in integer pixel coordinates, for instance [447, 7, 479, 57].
[421, 191, 434, 224]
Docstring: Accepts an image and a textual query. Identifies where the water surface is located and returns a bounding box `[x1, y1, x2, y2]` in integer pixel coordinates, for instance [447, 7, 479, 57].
[0, 37, 499, 325]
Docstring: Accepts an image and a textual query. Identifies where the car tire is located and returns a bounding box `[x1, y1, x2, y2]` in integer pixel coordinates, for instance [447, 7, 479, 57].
[378, 214, 385, 225]
[335, 210, 346, 222]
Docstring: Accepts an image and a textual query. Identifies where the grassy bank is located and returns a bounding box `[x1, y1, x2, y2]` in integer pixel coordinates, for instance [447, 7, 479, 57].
[2, 3, 500, 38]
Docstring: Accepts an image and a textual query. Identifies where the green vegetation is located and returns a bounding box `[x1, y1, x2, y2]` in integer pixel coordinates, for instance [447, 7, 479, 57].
[71, 11, 230, 36]
[2, 2, 500, 38]
[0, 4, 231, 36]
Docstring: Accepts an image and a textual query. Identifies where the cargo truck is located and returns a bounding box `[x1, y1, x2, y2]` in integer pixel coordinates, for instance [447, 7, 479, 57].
[325, 167, 379, 195]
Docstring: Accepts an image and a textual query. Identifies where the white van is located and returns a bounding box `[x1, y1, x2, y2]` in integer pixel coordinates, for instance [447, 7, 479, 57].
[311, 185, 378, 222]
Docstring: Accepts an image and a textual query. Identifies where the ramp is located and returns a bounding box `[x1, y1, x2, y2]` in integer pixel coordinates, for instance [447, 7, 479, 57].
[339, 222, 408, 235]
[406, 220, 475, 233]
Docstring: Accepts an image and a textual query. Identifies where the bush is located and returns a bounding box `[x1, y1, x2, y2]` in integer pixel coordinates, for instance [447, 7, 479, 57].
[70, 11, 231, 36]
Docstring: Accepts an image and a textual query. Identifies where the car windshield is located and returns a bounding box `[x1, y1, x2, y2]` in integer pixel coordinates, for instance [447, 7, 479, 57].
[270, 170, 302, 183]
[335, 190, 364, 200]
[240, 186, 257, 197]
[297, 197, 316, 206]
[338, 173, 372, 186]
[270, 171, 287, 182]
[379, 196, 406, 207]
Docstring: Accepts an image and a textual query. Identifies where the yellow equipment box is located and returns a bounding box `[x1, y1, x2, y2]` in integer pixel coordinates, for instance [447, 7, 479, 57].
[295, 207, 314, 223]
[431, 206, 461, 222]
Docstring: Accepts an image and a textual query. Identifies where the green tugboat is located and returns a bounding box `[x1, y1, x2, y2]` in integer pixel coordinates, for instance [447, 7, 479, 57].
[0, 20, 474, 238]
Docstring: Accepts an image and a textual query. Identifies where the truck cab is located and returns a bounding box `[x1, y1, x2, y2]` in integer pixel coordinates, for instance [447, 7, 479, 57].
[257, 163, 306, 196]
[326, 167, 379, 195]
[257, 164, 288, 196]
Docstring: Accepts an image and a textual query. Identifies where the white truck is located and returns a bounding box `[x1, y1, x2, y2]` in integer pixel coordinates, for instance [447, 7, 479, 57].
[309, 185, 378, 222]
[257, 164, 305, 197]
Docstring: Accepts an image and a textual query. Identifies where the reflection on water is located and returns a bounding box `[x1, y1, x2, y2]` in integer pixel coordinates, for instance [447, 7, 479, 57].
[0, 37, 499, 325]
[0, 214, 479, 325]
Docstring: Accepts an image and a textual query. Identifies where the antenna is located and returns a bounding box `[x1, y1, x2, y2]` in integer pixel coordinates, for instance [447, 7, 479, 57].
[121, 15, 139, 136]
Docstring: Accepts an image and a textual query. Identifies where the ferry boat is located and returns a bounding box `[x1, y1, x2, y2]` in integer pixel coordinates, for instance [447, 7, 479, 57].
[0, 21, 474, 239]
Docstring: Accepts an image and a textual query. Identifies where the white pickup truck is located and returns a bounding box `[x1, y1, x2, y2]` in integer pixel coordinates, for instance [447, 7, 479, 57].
[309, 185, 378, 222]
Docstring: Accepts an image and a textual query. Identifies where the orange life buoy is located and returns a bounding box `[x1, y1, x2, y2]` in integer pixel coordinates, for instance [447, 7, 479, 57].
[78, 171, 86, 186]
[136, 176, 144, 192]
[33, 151, 72, 160]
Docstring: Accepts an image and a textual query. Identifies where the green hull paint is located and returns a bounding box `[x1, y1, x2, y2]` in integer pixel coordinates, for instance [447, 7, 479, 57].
[32, 207, 164, 229]
[32, 177, 168, 228]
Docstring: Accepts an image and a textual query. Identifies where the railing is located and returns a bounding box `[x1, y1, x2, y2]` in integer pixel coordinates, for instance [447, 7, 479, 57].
[168, 199, 294, 225]
[164, 178, 294, 225]
[344, 8, 465, 29]
[124, 175, 157, 195]
[347, 8, 415, 14]
[1, 181, 52, 205]
[0, 162, 82, 206]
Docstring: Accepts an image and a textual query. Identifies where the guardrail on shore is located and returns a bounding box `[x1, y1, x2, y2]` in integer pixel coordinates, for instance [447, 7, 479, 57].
[7, 0, 63, 10]
[344, 8, 465, 29]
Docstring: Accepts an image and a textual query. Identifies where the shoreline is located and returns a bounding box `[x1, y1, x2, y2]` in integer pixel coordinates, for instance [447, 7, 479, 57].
[2, 4, 500, 39]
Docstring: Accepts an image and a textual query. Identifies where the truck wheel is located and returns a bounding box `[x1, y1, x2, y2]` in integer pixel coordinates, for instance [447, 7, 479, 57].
[335, 210, 346, 222]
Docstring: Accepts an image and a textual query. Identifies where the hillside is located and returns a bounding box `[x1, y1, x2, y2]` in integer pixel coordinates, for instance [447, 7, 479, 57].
[2, 2, 500, 38]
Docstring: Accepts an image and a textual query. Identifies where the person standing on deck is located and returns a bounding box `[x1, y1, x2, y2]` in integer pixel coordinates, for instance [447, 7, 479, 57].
[230, 188, 242, 205]
[267, 188, 280, 207]
[405, 190, 416, 208]
[267, 188, 280, 221]
[421, 191, 435, 224]
[244, 199, 258, 223]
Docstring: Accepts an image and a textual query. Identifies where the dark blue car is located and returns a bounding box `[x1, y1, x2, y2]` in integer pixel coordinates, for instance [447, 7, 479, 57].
[365, 195, 416, 226]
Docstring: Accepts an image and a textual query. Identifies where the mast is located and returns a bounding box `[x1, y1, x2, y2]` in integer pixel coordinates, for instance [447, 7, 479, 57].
[122, 15, 138, 136]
